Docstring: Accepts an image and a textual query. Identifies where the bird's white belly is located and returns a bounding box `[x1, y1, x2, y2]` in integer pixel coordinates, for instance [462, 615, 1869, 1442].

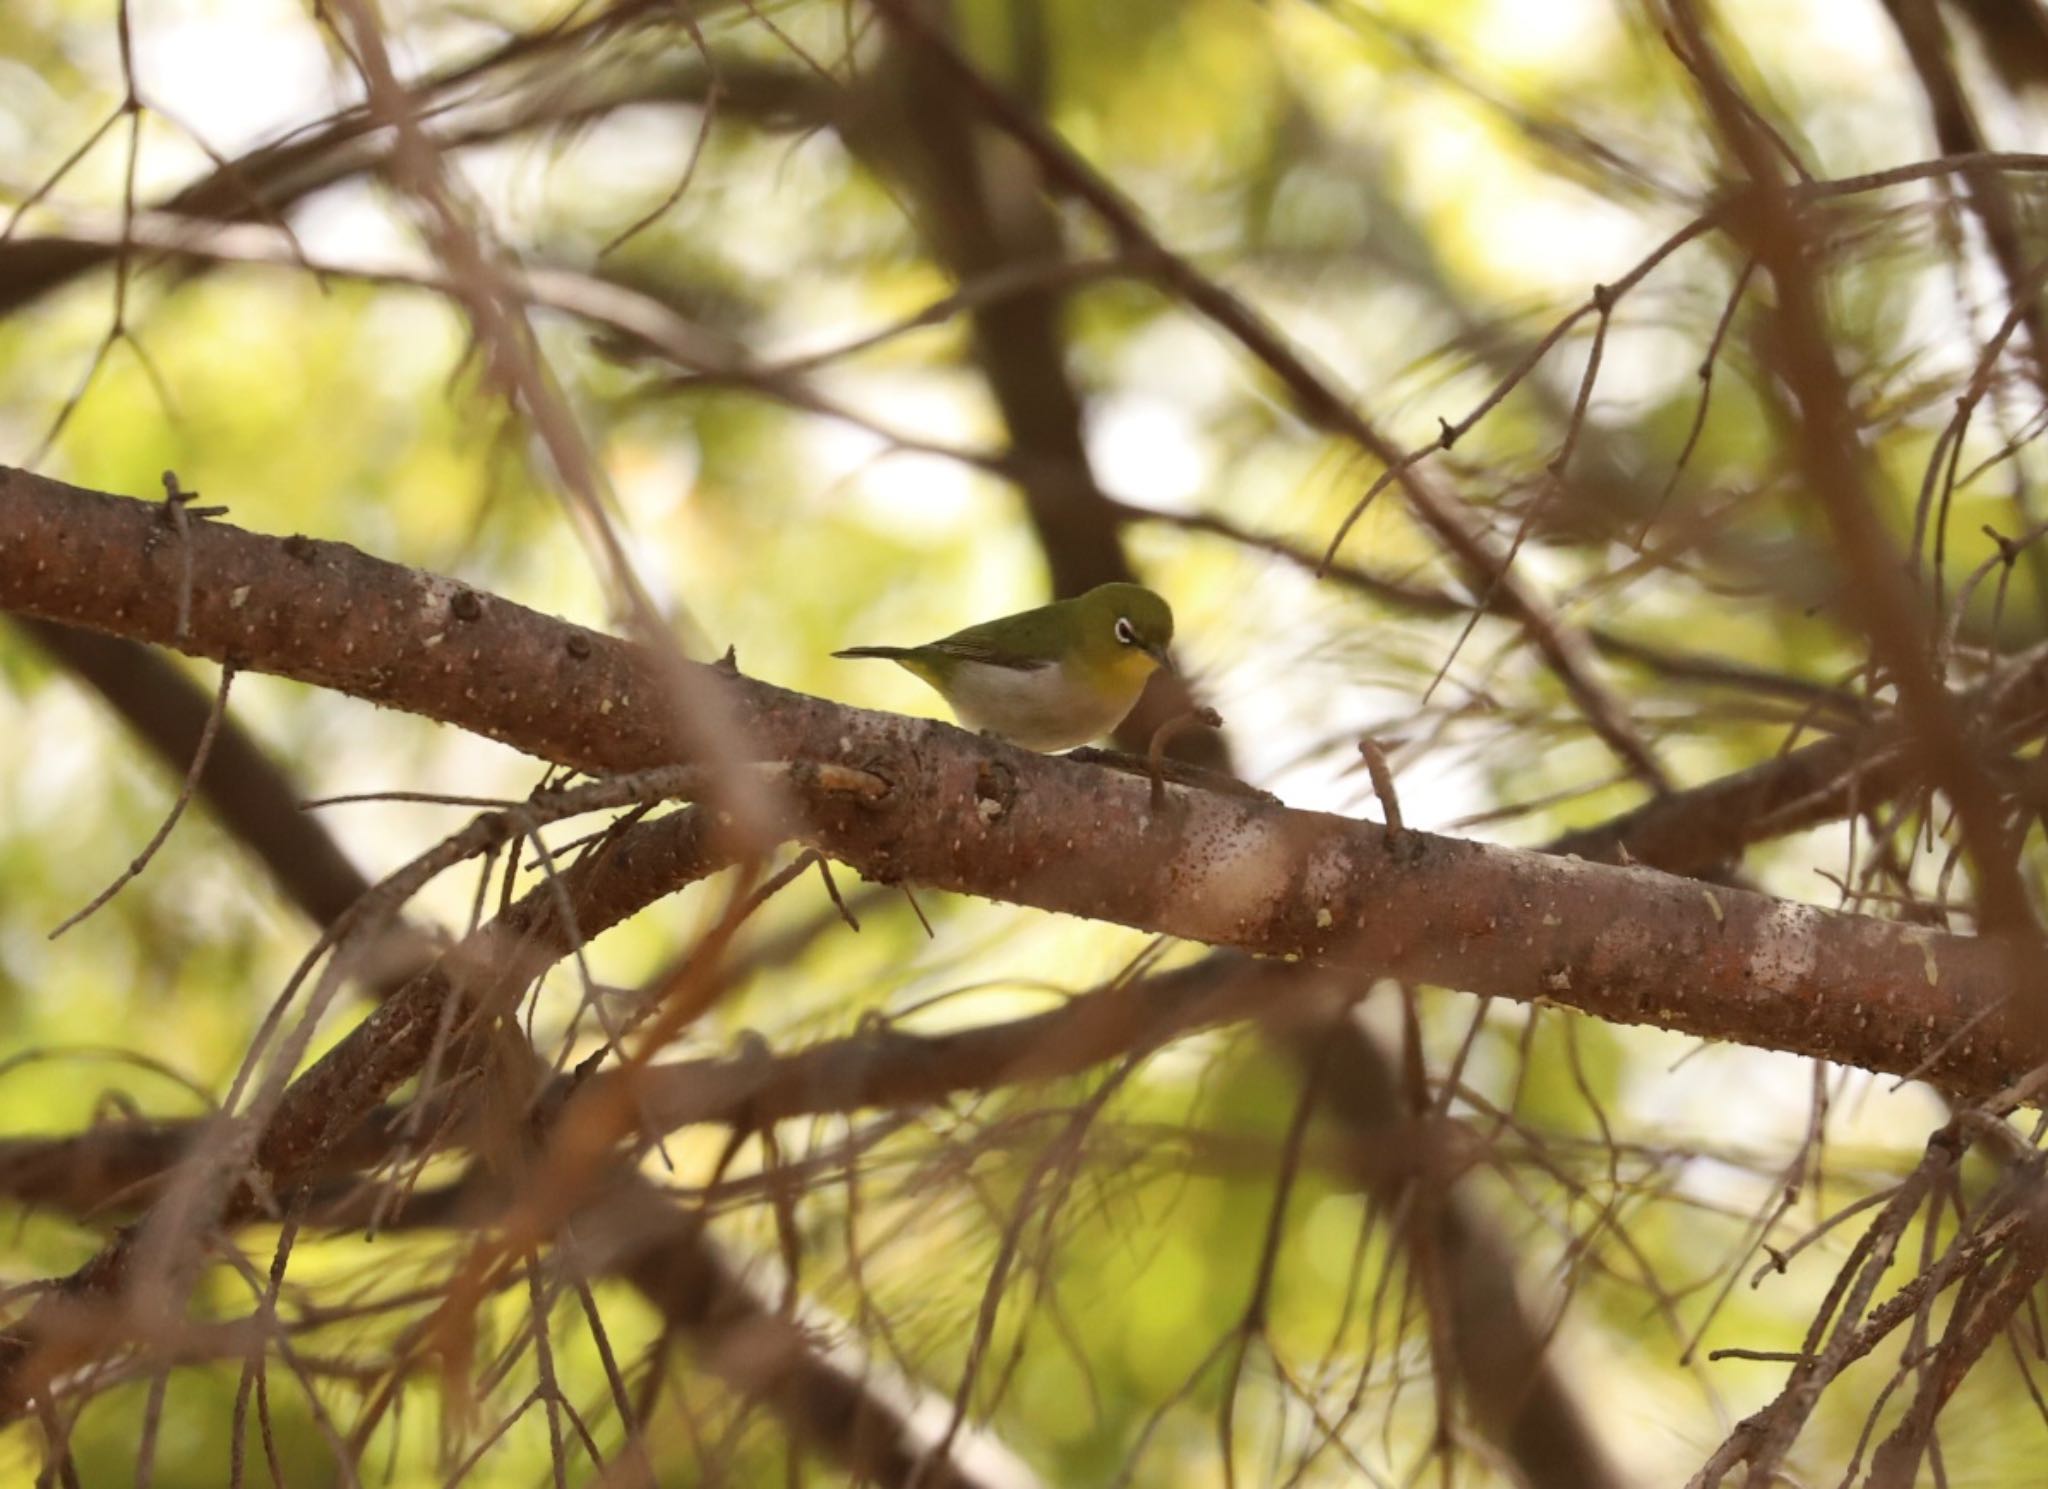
[943, 660, 1129, 751]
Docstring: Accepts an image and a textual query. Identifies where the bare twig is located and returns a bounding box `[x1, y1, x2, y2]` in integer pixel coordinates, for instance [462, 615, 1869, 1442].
[49, 659, 237, 939]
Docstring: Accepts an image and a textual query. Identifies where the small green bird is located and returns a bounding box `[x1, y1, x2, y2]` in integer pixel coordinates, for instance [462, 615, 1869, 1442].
[834, 582, 1175, 751]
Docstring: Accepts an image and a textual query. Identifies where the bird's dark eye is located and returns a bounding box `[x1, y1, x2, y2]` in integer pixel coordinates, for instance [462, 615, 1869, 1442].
[1114, 617, 1136, 646]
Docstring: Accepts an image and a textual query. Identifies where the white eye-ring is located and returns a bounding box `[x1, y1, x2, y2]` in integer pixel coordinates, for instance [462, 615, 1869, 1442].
[1114, 617, 1137, 645]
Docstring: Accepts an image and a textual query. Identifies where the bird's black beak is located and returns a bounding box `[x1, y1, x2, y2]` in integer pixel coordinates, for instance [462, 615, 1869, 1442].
[1146, 642, 1174, 673]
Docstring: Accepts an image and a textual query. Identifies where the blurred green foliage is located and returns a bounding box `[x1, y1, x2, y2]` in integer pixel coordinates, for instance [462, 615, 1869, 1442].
[7, 0, 2048, 1483]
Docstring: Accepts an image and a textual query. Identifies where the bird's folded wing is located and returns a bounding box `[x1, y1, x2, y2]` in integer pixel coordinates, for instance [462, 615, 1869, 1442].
[924, 634, 1058, 670]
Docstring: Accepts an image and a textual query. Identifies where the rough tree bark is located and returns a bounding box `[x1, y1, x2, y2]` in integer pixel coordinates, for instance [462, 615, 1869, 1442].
[3, 466, 2039, 1096]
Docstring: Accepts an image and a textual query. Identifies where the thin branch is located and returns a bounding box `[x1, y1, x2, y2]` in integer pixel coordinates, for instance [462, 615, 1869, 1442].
[49, 659, 237, 939]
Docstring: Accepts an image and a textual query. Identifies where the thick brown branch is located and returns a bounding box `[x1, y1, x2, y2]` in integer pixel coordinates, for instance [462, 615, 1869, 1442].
[0, 466, 2037, 1093]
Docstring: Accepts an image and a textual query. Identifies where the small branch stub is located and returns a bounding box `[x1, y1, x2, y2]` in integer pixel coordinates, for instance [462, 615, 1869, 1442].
[1148, 706, 1224, 809]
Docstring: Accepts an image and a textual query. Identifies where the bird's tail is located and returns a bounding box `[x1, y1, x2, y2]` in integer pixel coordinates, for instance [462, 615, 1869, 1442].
[832, 646, 915, 661]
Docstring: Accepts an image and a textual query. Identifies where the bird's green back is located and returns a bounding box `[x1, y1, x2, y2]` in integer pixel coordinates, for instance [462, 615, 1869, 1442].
[934, 583, 1169, 664]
